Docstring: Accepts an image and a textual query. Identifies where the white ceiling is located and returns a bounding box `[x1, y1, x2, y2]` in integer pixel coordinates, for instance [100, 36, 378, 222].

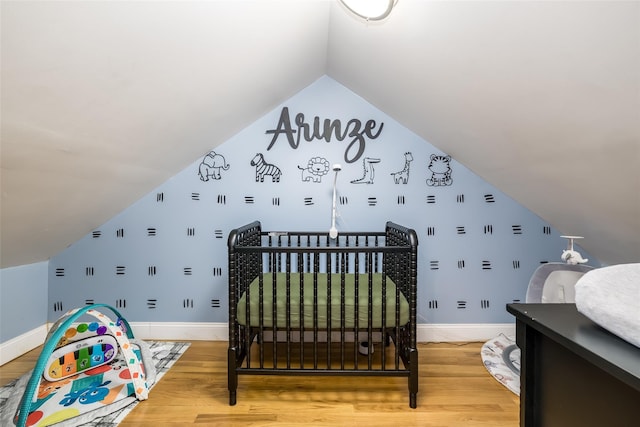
[1, 0, 639, 269]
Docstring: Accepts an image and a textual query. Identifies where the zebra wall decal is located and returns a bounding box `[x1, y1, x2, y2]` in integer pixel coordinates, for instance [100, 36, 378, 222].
[250, 153, 282, 183]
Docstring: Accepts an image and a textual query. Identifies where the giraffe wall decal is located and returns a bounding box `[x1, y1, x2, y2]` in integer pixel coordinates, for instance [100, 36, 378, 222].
[391, 152, 414, 184]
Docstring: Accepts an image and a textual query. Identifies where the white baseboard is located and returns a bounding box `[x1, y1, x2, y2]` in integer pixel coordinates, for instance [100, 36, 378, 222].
[0, 325, 48, 366]
[128, 322, 229, 341]
[417, 323, 515, 342]
[1, 322, 515, 365]
[115, 322, 517, 343]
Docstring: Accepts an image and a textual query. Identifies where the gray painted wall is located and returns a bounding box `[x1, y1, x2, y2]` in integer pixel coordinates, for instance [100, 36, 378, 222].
[45, 77, 598, 328]
[0, 261, 48, 342]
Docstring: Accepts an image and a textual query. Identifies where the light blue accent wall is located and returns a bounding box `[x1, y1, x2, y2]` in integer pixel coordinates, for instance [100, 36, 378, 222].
[48, 76, 598, 324]
[1, 261, 48, 341]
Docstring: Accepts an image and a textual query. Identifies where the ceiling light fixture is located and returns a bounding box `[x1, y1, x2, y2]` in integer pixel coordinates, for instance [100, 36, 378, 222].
[338, 0, 397, 22]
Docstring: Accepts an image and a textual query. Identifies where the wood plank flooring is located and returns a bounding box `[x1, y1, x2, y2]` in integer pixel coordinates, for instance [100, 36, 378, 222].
[1, 341, 519, 426]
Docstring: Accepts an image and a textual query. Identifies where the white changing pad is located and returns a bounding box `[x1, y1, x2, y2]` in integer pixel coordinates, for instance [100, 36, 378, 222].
[575, 263, 640, 348]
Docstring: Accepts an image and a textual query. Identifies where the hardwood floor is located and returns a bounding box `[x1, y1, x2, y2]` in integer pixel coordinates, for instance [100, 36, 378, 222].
[1, 341, 519, 426]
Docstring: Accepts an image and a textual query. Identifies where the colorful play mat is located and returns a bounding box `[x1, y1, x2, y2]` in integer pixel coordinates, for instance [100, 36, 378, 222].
[0, 304, 177, 427]
[481, 333, 520, 395]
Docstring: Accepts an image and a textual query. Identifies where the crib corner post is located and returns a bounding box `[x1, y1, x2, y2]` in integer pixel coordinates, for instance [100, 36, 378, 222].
[410, 392, 417, 409]
[409, 347, 419, 408]
[228, 346, 238, 406]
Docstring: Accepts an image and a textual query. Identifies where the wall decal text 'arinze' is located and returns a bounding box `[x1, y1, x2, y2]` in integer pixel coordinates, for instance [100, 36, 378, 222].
[265, 107, 384, 163]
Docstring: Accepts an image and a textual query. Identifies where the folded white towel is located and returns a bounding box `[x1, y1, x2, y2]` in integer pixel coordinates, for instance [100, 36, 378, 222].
[575, 263, 640, 348]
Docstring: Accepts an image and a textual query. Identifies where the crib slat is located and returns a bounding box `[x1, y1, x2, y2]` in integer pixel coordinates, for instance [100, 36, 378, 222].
[381, 254, 387, 371]
[271, 248, 278, 369]
[326, 251, 333, 370]
[245, 253, 253, 369]
[285, 249, 291, 369]
[353, 241, 360, 370]
[367, 253, 374, 370]
[340, 251, 346, 370]
[299, 238, 305, 369]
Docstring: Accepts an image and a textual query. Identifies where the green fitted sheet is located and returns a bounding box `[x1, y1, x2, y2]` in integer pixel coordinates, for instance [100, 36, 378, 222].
[236, 273, 409, 329]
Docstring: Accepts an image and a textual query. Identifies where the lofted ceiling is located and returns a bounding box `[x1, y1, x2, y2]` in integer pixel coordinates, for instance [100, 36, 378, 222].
[1, 0, 639, 269]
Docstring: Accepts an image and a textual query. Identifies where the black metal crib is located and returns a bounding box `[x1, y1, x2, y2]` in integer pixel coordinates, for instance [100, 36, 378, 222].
[227, 221, 419, 408]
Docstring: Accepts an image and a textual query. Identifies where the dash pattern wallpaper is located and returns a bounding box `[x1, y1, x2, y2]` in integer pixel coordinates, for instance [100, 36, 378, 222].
[48, 76, 597, 325]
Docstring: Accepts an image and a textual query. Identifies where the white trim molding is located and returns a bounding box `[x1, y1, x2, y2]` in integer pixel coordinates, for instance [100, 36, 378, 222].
[124, 322, 517, 343]
[417, 323, 515, 342]
[0, 324, 48, 366]
[128, 322, 229, 341]
[1, 322, 515, 365]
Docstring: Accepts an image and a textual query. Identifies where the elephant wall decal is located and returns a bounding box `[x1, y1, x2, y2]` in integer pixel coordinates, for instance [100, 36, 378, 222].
[198, 151, 230, 181]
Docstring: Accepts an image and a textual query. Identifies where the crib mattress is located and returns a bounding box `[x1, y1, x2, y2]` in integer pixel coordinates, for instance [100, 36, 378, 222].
[236, 273, 409, 329]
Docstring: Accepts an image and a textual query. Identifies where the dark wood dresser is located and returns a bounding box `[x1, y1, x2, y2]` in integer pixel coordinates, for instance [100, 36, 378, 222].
[507, 303, 640, 427]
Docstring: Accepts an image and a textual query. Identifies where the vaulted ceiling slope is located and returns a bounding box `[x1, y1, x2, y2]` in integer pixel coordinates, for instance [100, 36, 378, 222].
[1, 1, 638, 269]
